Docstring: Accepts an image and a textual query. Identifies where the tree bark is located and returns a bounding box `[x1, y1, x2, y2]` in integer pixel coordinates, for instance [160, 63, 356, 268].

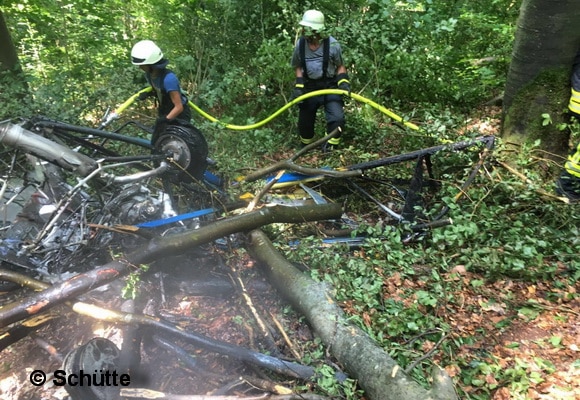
[0, 10, 30, 117]
[0, 204, 342, 328]
[502, 0, 580, 156]
[0, 11, 20, 73]
[247, 229, 458, 400]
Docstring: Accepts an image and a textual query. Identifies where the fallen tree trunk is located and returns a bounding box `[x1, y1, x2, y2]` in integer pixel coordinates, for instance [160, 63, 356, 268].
[0, 203, 342, 328]
[247, 229, 458, 400]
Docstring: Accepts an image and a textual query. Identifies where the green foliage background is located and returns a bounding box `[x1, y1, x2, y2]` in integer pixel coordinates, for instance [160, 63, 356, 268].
[2, 0, 517, 124]
[2, 0, 525, 173]
[2, 1, 579, 399]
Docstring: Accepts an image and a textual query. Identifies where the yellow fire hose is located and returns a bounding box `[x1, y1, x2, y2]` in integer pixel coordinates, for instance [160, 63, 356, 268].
[111, 86, 420, 132]
[188, 89, 421, 131]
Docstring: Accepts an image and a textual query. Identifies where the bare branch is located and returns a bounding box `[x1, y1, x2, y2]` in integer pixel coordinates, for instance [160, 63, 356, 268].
[242, 129, 361, 183]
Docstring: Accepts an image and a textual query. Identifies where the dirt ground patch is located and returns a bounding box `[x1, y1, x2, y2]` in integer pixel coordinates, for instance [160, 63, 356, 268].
[0, 250, 315, 400]
[440, 272, 580, 399]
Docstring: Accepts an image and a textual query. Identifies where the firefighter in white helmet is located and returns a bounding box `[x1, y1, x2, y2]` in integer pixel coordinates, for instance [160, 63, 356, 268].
[290, 10, 351, 151]
[131, 40, 192, 145]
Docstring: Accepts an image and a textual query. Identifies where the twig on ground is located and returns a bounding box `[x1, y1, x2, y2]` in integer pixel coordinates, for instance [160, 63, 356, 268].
[269, 311, 302, 361]
[29, 332, 64, 363]
[229, 265, 278, 354]
[242, 129, 361, 183]
[497, 160, 569, 203]
[242, 375, 293, 395]
[404, 332, 449, 375]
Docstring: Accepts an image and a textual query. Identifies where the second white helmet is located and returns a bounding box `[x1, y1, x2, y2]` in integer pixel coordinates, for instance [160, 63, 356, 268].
[299, 10, 325, 31]
[131, 40, 164, 66]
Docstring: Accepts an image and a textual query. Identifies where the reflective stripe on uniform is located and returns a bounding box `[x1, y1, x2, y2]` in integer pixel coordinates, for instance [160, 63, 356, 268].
[327, 137, 341, 146]
[565, 142, 580, 178]
[568, 88, 580, 115]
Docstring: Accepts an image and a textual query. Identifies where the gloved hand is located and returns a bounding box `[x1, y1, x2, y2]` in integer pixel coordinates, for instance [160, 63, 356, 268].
[337, 73, 351, 97]
[152, 116, 171, 146]
[138, 88, 154, 101]
[155, 116, 171, 127]
[290, 77, 305, 102]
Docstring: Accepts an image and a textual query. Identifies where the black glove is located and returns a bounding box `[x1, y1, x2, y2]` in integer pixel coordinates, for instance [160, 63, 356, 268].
[138, 88, 154, 101]
[290, 77, 305, 101]
[155, 116, 170, 125]
[152, 116, 171, 145]
[337, 73, 351, 96]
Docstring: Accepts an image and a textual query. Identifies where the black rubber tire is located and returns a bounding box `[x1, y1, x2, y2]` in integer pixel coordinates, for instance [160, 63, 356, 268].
[153, 124, 209, 180]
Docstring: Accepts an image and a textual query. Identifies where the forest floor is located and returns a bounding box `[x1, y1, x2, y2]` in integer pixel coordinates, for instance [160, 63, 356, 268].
[1, 248, 578, 400]
[0, 109, 579, 400]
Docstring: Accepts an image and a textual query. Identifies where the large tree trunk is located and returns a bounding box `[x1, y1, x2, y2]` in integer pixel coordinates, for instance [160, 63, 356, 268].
[0, 11, 20, 72]
[247, 230, 458, 400]
[502, 0, 580, 157]
[0, 10, 29, 119]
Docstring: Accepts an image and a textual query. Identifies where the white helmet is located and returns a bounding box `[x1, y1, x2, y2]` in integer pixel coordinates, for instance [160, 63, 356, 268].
[131, 40, 164, 65]
[299, 10, 325, 31]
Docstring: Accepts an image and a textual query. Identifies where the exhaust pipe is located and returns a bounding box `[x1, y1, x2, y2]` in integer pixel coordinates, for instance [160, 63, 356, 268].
[0, 122, 98, 177]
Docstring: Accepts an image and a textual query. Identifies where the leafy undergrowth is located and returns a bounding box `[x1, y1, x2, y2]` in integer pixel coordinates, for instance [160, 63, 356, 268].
[280, 222, 579, 399]
[272, 107, 580, 399]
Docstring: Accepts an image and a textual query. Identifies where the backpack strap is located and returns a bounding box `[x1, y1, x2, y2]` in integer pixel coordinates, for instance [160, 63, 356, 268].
[299, 37, 307, 77]
[322, 37, 330, 80]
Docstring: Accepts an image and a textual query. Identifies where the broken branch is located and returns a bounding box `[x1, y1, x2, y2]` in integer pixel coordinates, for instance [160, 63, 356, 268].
[0, 203, 342, 328]
[242, 129, 361, 183]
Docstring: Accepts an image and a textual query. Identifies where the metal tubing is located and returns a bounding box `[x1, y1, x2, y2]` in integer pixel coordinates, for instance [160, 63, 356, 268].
[0, 122, 98, 177]
[32, 120, 153, 149]
[106, 162, 170, 184]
